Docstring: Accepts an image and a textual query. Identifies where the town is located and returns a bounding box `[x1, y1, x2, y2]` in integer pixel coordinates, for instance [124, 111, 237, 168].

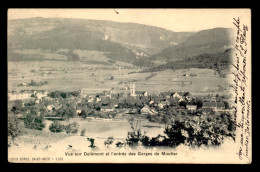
[8, 82, 233, 123]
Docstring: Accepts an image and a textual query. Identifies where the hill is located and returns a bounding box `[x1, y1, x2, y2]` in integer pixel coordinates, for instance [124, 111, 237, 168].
[8, 17, 194, 64]
[141, 48, 233, 73]
[150, 28, 233, 62]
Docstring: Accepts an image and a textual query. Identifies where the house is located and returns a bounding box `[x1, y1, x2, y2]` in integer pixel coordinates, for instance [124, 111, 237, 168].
[47, 105, 54, 112]
[171, 92, 182, 100]
[202, 102, 225, 110]
[149, 100, 154, 105]
[157, 103, 164, 109]
[171, 92, 192, 102]
[35, 90, 48, 99]
[101, 106, 114, 112]
[157, 100, 170, 109]
[186, 105, 197, 111]
[140, 105, 156, 115]
[87, 95, 95, 103]
[96, 97, 102, 102]
[135, 91, 148, 97]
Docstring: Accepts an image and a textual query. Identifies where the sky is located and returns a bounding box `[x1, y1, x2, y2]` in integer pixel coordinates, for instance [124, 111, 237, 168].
[8, 9, 250, 32]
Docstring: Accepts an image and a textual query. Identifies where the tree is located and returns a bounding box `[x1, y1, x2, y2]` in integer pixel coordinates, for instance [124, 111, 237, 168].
[64, 122, 79, 134]
[196, 100, 203, 109]
[24, 114, 45, 130]
[8, 112, 22, 144]
[56, 103, 76, 121]
[179, 101, 187, 109]
[223, 101, 230, 109]
[164, 121, 186, 147]
[10, 100, 23, 114]
[49, 121, 64, 133]
[161, 114, 171, 126]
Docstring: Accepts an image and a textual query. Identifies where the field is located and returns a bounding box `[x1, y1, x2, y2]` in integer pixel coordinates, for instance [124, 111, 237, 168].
[8, 60, 232, 97]
[9, 118, 165, 158]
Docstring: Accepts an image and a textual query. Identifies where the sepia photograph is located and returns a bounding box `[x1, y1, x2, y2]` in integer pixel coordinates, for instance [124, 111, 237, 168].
[7, 9, 251, 164]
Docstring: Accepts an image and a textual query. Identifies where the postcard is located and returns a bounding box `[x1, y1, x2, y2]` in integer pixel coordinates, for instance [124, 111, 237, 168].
[7, 8, 251, 164]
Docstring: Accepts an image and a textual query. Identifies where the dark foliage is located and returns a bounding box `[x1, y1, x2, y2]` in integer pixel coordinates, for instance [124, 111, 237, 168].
[24, 114, 46, 130]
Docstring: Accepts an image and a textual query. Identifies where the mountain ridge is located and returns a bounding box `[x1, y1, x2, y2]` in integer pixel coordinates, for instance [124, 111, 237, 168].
[8, 17, 195, 56]
[149, 27, 233, 62]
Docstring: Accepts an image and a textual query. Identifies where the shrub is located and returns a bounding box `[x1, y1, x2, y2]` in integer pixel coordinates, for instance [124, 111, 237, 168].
[24, 114, 46, 130]
[49, 121, 64, 133]
[115, 141, 125, 148]
[64, 122, 79, 134]
[126, 130, 143, 147]
[104, 136, 114, 147]
[80, 128, 86, 136]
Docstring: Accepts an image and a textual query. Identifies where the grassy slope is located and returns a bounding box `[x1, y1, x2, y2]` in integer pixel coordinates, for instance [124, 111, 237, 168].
[141, 48, 233, 73]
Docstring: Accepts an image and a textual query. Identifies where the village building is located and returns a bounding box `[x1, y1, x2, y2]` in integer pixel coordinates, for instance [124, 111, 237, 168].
[157, 100, 170, 109]
[35, 90, 48, 99]
[96, 97, 102, 102]
[140, 105, 157, 115]
[87, 95, 95, 103]
[101, 106, 114, 112]
[202, 102, 225, 110]
[149, 100, 154, 105]
[135, 91, 148, 97]
[171, 91, 192, 102]
[186, 105, 197, 112]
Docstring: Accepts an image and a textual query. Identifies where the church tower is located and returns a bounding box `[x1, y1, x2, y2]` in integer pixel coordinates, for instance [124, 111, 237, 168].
[129, 83, 136, 96]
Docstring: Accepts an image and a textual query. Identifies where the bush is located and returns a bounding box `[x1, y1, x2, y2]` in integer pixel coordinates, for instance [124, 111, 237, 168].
[104, 136, 114, 147]
[8, 113, 22, 141]
[115, 141, 125, 148]
[80, 128, 86, 136]
[64, 122, 79, 134]
[24, 114, 46, 130]
[49, 121, 64, 133]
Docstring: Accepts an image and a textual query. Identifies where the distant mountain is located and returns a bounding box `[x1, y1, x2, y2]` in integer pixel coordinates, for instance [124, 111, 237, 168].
[141, 48, 233, 73]
[150, 28, 233, 62]
[8, 17, 194, 64]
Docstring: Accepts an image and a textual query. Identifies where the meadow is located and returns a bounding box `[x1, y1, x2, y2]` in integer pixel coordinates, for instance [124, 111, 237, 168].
[8, 60, 232, 97]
